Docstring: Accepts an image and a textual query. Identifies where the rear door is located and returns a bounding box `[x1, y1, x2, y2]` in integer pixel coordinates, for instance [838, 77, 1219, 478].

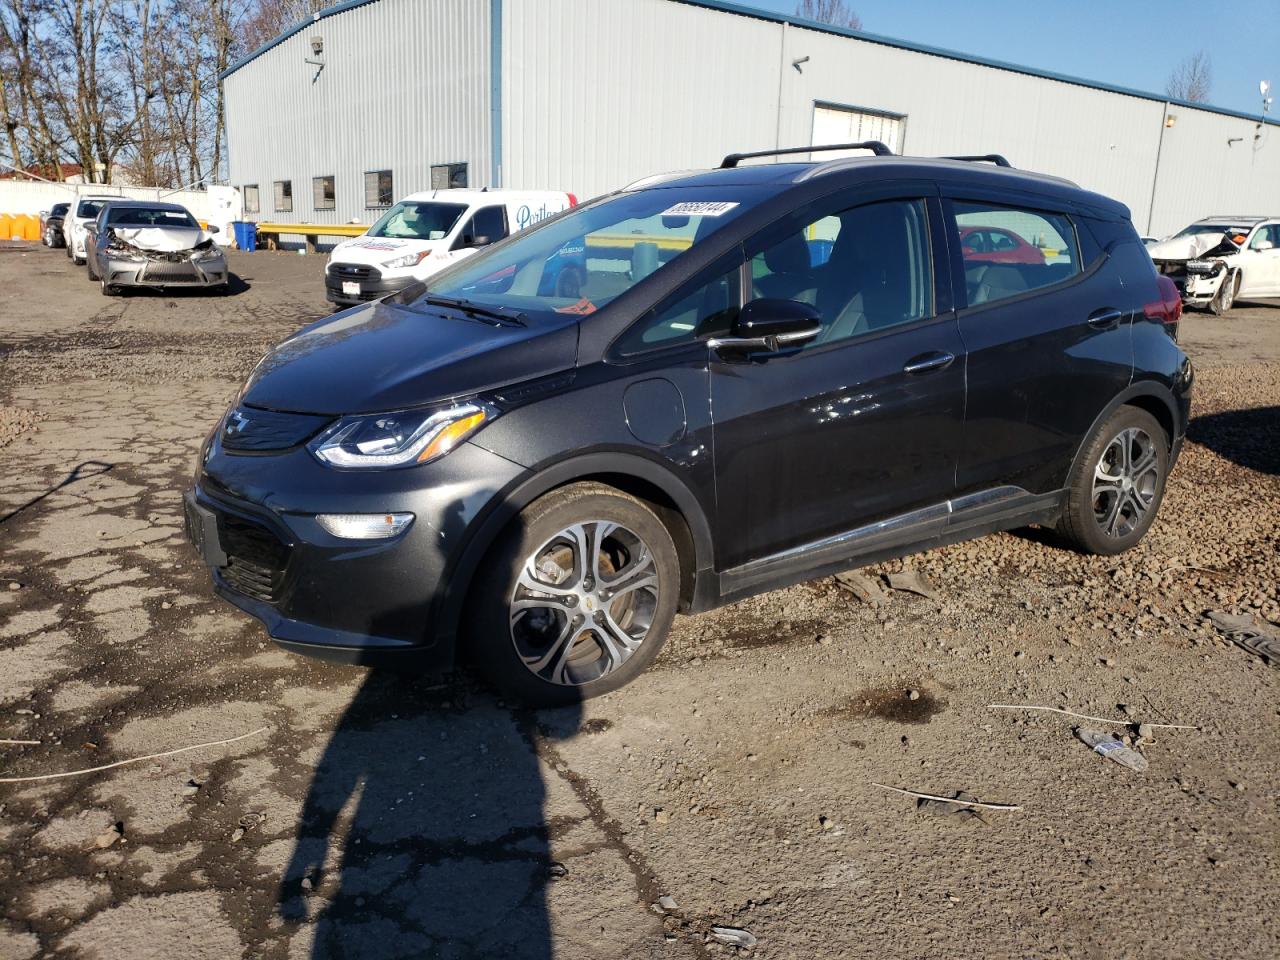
[710, 187, 967, 572]
[946, 195, 1134, 496]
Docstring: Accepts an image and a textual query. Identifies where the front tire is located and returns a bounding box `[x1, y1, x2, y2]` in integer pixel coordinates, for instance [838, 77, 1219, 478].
[1057, 406, 1169, 555]
[86, 256, 99, 281]
[1209, 271, 1238, 316]
[468, 482, 680, 705]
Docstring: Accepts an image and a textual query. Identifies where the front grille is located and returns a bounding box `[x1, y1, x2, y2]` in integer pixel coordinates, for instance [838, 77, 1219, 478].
[330, 262, 380, 281]
[220, 514, 290, 602]
[144, 261, 198, 282]
[221, 405, 333, 452]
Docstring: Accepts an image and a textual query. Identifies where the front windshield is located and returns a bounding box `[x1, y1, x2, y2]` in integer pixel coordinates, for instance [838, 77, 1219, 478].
[425, 188, 756, 319]
[368, 201, 467, 240]
[107, 207, 199, 228]
[1174, 223, 1252, 239]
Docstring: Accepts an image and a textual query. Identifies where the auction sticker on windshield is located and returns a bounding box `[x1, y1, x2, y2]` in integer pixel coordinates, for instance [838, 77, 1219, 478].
[661, 201, 739, 217]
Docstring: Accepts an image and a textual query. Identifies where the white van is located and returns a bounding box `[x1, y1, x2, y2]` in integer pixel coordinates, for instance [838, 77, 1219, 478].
[324, 189, 576, 307]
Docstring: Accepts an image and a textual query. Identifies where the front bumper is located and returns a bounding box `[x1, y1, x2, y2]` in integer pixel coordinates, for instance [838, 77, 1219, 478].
[325, 270, 416, 306]
[104, 254, 227, 289]
[186, 425, 524, 666]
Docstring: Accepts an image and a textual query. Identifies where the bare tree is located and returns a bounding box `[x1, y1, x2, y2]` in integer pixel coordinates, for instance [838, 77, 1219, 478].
[238, 0, 331, 52]
[795, 0, 862, 30]
[1166, 51, 1212, 103]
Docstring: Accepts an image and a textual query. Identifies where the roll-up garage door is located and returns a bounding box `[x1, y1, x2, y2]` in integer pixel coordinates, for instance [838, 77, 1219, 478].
[811, 104, 905, 156]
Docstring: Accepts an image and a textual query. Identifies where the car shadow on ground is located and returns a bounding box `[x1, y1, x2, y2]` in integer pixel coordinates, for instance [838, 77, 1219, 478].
[1187, 405, 1279, 475]
[278, 669, 581, 959]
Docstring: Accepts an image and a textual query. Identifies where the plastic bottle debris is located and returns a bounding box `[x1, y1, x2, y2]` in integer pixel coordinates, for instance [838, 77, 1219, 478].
[1074, 727, 1148, 772]
[710, 927, 757, 949]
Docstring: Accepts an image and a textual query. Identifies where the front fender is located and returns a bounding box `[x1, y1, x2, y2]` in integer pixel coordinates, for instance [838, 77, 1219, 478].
[429, 447, 718, 652]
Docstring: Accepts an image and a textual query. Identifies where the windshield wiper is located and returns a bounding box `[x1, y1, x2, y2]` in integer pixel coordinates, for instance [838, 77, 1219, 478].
[419, 294, 527, 327]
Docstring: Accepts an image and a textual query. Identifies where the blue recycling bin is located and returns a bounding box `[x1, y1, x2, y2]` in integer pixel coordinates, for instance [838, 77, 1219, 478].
[231, 221, 257, 252]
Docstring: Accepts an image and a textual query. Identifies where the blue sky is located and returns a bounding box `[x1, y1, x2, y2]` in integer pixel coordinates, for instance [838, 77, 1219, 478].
[743, 0, 1280, 116]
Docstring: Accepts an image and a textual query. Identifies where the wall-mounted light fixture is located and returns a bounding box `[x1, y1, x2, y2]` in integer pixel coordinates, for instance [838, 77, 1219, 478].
[305, 35, 325, 82]
[792, 55, 810, 73]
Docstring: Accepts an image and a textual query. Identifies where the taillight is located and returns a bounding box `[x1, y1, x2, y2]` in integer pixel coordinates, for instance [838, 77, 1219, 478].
[567, 193, 578, 207]
[1143, 275, 1182, 339]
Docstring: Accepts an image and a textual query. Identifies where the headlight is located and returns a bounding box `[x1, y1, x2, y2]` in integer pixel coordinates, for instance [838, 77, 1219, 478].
[308, 402, 494, 469]
[194, 244, 223, 262]
[105, 243, 144, 260]
[381, 250, 431, 270]
[1186, 260, 1222, 274]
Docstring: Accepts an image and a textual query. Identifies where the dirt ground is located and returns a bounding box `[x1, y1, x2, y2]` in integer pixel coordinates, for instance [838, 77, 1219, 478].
[1, 241, 1277, 960]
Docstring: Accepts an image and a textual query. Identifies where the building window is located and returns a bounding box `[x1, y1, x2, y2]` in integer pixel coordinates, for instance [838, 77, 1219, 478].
[243, 184, 260, 214]
[811, 102, 906, 156]
[430, 162, 468, 190]
[274, 180, 292, 213]
[313, 175, 335, 211]
[364, 170, 393, 208]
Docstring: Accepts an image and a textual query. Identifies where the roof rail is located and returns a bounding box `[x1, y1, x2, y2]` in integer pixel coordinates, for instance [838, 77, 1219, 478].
[942, 154, 1012, 167]
[720, 141, 893, 168]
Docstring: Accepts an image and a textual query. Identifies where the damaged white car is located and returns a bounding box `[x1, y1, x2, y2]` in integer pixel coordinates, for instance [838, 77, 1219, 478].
[1147, 216, 1280, 315]
[84, 200, 229, 297]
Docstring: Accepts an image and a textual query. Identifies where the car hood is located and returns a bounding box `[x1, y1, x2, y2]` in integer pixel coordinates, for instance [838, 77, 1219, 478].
[330, 236, 446, 266]
[111, 226, 214, 252]
[240, 298, 580, 415]
[1147, 232, 1238, 262]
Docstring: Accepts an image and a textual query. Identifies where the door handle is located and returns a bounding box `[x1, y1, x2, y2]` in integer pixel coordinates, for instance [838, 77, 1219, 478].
[903, 351, 956, 375]
[1087, 308, 1124, 329]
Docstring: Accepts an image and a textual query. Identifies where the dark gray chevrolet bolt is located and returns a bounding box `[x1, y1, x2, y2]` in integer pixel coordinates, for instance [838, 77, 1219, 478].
[187, 144, 1192, 704]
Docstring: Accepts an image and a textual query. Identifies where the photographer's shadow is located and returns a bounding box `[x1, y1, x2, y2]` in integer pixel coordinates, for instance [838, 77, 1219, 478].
[279, 671, 580, 959]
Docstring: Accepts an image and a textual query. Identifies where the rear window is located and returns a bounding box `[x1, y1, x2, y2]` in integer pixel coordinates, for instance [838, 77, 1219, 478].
[426, 188, 759, 321]
[77, 200, 105, 218]
[367, 201, 467, 240]
[953, 202, 1079, 307]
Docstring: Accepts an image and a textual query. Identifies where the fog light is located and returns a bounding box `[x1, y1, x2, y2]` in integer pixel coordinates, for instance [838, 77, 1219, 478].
[315, 512, 413, 539]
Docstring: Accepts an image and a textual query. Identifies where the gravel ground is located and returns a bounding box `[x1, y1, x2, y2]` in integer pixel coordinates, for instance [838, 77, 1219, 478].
[0, 239, 1277, 960]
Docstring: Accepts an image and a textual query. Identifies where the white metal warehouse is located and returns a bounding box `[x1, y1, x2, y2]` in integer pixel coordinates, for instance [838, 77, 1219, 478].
[221, 0, 1280, 238]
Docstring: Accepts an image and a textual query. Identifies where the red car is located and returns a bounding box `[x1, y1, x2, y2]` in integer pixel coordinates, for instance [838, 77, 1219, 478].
[959, 225, 1046, 264]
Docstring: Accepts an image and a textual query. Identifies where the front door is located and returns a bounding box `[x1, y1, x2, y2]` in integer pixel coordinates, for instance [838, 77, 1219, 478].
[711, 192, 966, 571]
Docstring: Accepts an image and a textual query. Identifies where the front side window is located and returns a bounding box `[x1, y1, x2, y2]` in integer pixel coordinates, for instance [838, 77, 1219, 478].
[454, 205, 507, 249]
[364, 170, 393, 208]
[274, 180, 292, 213]
[426, 188, 758, 322]
[953, 201, 1079, 307]
[614, 264, 740, 355]
[243, 184, 260, 214]
[747, 198, 932, 346]
[367, 201, 467, 240]
[1249, 224, 1280, 249]
[313, 175, 335, 211]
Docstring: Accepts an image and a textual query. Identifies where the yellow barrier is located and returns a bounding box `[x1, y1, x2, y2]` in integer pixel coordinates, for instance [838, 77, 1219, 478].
[254, 221, 369, 253]
[0, 214, 42, 241]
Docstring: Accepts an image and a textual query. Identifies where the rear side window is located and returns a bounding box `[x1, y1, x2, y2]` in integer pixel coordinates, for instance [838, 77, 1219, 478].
[748, 197, 933, 347]
[953, 202, 1079, 307]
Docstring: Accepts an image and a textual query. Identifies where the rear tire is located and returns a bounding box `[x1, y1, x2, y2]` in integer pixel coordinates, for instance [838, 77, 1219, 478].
[467, 482, 680, 705]
[1057, 406, 1169, 555]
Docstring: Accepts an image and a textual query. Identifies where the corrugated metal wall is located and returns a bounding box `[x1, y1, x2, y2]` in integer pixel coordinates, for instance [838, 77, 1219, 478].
[224, 0, 492, 226]
[224, 0, 1280, 238]
[499, 0, 1279, 236]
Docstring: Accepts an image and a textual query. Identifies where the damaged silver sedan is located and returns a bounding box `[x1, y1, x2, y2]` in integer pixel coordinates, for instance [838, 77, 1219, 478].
[84, 200, 229, 297]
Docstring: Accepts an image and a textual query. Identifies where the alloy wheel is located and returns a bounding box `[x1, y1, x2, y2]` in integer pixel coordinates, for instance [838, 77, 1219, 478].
[509, 521, 659, 686]
[1091, 427, 1159, 538]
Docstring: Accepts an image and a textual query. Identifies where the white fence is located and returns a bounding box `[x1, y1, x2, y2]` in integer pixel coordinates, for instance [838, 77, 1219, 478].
[0, 179, 229, 224]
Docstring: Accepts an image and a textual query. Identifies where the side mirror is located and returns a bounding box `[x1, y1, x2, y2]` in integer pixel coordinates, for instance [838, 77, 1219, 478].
[207, 224, 220, 234]
[466, 234, 493, 248]
[710, 298, 822, 353]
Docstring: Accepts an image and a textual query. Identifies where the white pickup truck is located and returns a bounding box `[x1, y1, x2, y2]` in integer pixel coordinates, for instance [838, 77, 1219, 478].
[324, 189, 576, 308]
